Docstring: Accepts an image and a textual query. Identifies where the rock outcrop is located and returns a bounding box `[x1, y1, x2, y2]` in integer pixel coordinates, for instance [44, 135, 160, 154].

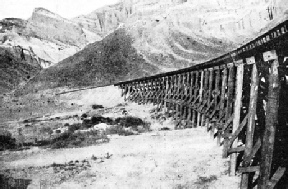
[0, 8, 101, 67]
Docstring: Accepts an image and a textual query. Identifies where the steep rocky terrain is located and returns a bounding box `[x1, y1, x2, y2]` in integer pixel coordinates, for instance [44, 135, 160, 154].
[0, 46, 41, 94]
[0, 8, 101, 67]
[0, 8, 101, 94]
[19, 28, 159, 94]
[73, 0, 288, 70]
[2, 0, 288, 95]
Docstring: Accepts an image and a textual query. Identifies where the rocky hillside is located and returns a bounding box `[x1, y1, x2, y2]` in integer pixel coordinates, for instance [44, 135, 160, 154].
[19, 28, 159, 94]
[0, 8, 101, 66]
[0, 8, 102, 94]
[73, 0, 288, 71]
[0, 46, 41, 94]
[2, 0, 288, 95]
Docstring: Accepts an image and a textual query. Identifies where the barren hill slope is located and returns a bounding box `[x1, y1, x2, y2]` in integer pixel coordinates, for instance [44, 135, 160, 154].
[19, 28, 159, 94]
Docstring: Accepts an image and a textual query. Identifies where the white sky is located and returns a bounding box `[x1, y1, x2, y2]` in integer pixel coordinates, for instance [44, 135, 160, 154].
[0, 0, 120, 20]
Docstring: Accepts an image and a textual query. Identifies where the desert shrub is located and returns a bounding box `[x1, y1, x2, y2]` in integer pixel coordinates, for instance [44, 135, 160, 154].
[40, 127, 53, 134]
[90, 116, 103, 125]
[82, 119, 93, 129]
[91, 116, 114, 125]
[115, 116, 145, 128]
[23, 119, 29, 123]
[50, 130, 109, 149]
[68, 123, 81, 133]
[116, 103, 127, 107]
[91, 104, 104, 110]
[0, 130, 16, 151]
[81, 113, 88, 119]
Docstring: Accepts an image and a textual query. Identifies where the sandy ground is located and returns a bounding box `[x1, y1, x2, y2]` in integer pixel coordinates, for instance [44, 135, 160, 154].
[1, 86, 240, 188]
[1, 128, 240, 189]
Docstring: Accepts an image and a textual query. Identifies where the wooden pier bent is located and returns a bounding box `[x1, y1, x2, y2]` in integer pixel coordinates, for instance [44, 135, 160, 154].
[115, 19, 288, 189]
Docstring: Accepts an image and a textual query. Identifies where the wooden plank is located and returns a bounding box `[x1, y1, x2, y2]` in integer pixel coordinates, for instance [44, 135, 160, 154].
[206, 68, 214, 132]
[191, 71, 199, 128]
[267, 167, 286, 189]
[178, 74, 186, 124]
[263, 50, 277, 62]
[228, 114, 248, 148]
[223, 114, 247, 158]
[213, 68, 221, 145]
[230, 61, 244, 176]
[238, 166, 260, 173]
[220, 67, 228, 111]
[241, 61, 259, 189]
[186, 72, 193, 127]
[197, 70, 204, 127]
[201, 69, 210, 126]
[246, 56, 256, 65]
[258, 51, 281, 189]
[223, 64, 235, 153]
[174, 74, 182, 121]
[243, 138, 261, 166]
[221, 114, 234, 132]
[172, 75, 178, 115]
[228, 146, 245, 154]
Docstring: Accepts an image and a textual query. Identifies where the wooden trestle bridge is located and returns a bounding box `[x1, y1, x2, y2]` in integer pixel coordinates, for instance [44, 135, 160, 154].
[115, 20, 288, 189]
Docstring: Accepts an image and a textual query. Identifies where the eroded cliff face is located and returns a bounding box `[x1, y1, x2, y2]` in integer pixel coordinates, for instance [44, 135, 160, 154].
[0, 8, 102, 67]
[26, 8, 100, 48]
[122, 0, 288, 70]
[0, 8, 102, 94]
[72, 0, 288, 71]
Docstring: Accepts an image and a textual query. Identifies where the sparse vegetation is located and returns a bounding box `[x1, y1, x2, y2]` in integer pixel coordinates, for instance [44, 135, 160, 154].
[91, 104, 104, 110]
[115, 116, 146, 128]
[50, 131, 109, 149]
[105, 116, 150, 136]
[67, 123, 81, 133]
[81, 113, 88, 119]
[194, 175, 218, 185]
[0, 130, 17, 151]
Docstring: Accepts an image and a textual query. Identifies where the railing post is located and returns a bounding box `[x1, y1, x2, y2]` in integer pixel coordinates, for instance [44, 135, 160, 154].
[230, 59, 244, 176]
[258, 50, 281, 189]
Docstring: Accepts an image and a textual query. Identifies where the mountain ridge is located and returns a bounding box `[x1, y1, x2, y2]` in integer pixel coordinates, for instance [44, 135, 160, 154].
[1, 0, 288, 95]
